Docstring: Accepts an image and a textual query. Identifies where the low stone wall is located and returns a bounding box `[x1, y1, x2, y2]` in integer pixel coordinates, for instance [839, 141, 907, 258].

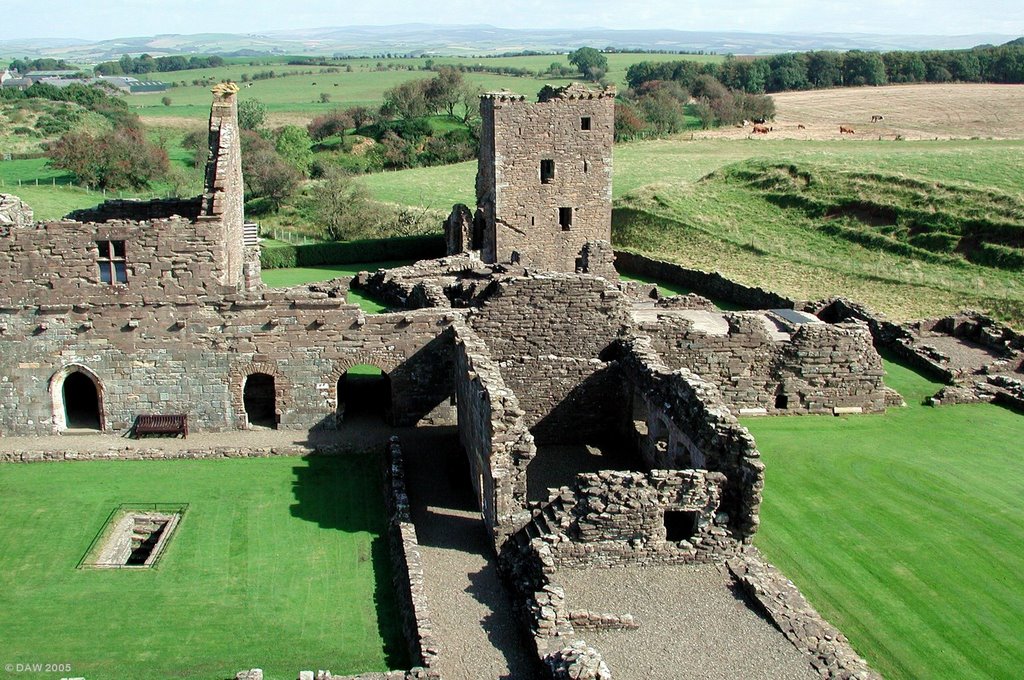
[498, 537, 611, 680]
[614, 250, 796, 310]
[547, 469, 740, 568]
[0, 444, 316, 463]
[382, 437, 441, 677]
[728, 549, 881, 680]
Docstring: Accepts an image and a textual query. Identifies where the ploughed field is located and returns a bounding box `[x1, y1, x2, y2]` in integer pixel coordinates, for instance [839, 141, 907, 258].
[746, 358, 1024, 680]
[0, 455, 406, 680]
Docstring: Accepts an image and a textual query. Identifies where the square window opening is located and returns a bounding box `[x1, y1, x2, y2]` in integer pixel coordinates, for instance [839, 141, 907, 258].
[664, 510, 699, 542]
[540, 159, 555, 184]
[581, 116, 592, 131]
[559, 207, 573, 230]
[775, 394, 789, 409]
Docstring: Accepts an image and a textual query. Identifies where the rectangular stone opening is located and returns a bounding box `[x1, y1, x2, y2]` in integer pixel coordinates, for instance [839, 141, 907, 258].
[559, 207, 573, 230]
[581, 116, 592, 130]
[541, 159, 555, 184]
[775, 394, 789, 409]
[80, 504, 186, 569]
[664, 509, 699, 543]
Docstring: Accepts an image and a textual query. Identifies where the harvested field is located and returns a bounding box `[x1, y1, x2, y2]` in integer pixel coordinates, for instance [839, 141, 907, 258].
[695, 84, 1024, 141]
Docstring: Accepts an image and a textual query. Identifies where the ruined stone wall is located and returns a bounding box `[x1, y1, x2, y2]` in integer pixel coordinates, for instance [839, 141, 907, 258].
[203, 91, 246, 287]
[638, 312, 887, 414]
[0, 92, 249, 306]
[617, 337, 764, 540]
[478, 85, 615, 272]
[614, 250, 796, 310]
[451, 322, 536, 544]
[383, 437, 441, 676]
[0, 296, 455, 435]
[466, 273, 630, 442]
[66, 198, 202, 223]
[0, 215, 239, 306]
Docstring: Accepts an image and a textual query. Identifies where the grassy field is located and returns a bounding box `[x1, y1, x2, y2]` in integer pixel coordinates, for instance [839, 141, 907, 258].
[612, 153, 1024, 325]
[130, 53, 720, 124]
[0, 455, 405, 680]
[747, 358, 1024, 680]
[360, 137, 1024, 208]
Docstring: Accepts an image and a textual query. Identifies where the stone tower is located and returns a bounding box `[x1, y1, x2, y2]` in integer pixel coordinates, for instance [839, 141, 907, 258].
[471, 83, 616, 273]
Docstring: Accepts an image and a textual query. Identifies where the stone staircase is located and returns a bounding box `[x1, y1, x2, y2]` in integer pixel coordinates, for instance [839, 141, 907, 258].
[514, 491, 576, 547]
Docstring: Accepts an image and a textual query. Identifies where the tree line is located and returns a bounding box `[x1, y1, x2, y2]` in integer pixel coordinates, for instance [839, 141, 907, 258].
[626, 43, 1024, 94]
[94, 54, 225, 76]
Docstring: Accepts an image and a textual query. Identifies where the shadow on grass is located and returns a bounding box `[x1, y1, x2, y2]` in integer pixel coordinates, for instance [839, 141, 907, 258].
[289, 454, 409, 670]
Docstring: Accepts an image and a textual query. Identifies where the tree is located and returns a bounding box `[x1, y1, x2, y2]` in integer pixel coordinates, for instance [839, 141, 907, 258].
[245, 149, 301, 211]
[568, 47, 609, 82]
[843, 51, 887, 86]
[380, 79, 431, 120]
[307, 109, 355, 141]
[181, 129, 208, 168]
[425, 67, 468, 118]
[237, 98, 267, 130]
[319, 92, 331, 104]
[614, 100, 648, 141]
[346, 105, 376, 129]
[308, 166, 380, 240]
[46, 128, 168, 190]
[274, 125, 314, 176]
[161, 96, 172, 107]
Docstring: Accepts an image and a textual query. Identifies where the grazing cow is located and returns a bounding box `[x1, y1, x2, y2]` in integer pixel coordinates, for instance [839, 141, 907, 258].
[797, 124, 806, 129]
[871, 115, 884, 123]
[840, 126, 855, 134]
[752, 124, 770, 134]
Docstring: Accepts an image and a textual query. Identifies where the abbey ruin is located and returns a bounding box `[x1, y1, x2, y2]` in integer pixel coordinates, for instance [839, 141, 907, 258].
[1, 83, 1021, 680]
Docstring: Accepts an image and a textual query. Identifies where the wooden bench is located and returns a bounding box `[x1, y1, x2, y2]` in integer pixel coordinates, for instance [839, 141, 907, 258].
[134, 414, 188, 439]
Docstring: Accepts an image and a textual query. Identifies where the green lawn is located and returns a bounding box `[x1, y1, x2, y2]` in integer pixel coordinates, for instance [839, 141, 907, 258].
[0, 455, 406, 680]
[746, 359, 1024, 680]
[260, 261, 413, 314]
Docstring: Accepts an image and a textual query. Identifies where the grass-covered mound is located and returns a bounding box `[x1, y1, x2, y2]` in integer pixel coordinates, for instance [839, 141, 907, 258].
[730, 161, 1024, 270]
[0, 455, 406, 680]
[747, 358, 1024, 680]
[613, 159, 1024, 326]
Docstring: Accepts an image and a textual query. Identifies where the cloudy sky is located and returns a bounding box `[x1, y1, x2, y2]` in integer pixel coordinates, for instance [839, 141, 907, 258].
[4, 0, 1021, 40]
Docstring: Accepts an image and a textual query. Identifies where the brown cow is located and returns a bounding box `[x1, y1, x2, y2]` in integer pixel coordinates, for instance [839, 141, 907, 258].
[797, 124, 806, 129]
[840, 126, 855, 134]
[752, 124, 770, 134]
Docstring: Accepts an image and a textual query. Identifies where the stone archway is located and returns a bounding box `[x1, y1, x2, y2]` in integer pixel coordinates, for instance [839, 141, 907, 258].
[230, 361, 288, 430]
[243, 373, 277, 429]
[49, 364, 106, 432]
[327, 354, 401, 426]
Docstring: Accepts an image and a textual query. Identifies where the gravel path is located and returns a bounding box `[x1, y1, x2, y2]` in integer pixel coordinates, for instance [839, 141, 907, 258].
[0, 418, 394, 453]
[401, 427, 535, 680]
[558, 564, 819, 680]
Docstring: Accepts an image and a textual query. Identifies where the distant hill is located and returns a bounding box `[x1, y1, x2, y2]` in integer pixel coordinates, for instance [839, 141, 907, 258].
[1004, 37, 1024, 46]
[0, 24, 1018, 62]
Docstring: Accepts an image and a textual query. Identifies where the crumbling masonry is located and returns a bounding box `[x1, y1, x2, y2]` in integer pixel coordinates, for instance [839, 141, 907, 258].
[0, 84, 907, 679]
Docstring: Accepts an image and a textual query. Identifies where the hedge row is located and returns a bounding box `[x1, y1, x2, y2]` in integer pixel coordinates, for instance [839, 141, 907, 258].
[260, 234, 445, 269]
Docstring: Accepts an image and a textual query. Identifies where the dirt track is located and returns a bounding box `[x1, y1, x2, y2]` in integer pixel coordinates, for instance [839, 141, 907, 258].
[694, 83, 1024, 141]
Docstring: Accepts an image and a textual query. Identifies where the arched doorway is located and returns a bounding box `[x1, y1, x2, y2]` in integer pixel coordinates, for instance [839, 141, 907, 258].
[63, 371, 101, 430]
[337, 364, 391, 424]
[243, 373, 277, 429]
